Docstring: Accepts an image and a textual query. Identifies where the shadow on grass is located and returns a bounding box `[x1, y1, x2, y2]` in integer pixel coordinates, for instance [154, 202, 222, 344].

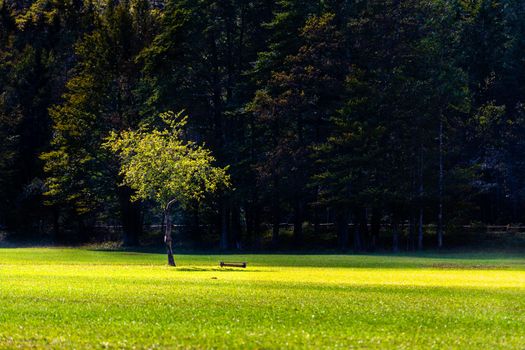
[3, 243, 524, 270]
[176, 267, 265, 273]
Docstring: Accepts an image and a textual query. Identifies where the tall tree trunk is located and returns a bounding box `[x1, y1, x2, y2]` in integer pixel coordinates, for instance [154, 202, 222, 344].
[118, 186, 142, 246]
[164, 200, 176, 266]
[52, 206, 62, 243]
[246, 201, 257, 248]
[220, 199, 229, 250]
[437, 117, 444, 249]
[271, 205, 280, 248]
[392, 216, 399, 253]
[417, 208, 424, 251]
[353, 224, 362, 252]
[313, 205, 320, 237]
[77, 217, 89, 243]
[335, 207, 349, 250]
[408, 164, 417, 251]
[271, 178, 280, 248]
[370, 208, 381, 252]
[408, 211, 416, 251]
[293, 199, 303, 246]
[246, 178, 261, 250]
[355, 207, 367, 252]
[231, 203, 241, 249]
[252, 202, 262, 250]
[417, 144, 424, 251]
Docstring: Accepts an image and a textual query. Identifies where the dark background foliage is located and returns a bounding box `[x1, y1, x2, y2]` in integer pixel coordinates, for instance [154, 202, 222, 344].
[1, 0, 525, 251]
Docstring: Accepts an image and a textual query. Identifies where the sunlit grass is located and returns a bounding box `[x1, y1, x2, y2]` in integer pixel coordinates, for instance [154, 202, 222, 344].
[1, 248, 525, 349]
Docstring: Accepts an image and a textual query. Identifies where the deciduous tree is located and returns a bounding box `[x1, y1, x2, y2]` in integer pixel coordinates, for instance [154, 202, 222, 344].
[105, 111, 230, 265]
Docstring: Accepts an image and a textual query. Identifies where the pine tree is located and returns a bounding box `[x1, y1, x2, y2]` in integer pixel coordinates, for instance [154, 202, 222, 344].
[250, 13, 347, 246]
[41, 0, 155, 244]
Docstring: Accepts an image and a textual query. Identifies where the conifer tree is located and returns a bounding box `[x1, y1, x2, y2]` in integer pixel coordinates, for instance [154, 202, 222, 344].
[42, 0, 155, 244]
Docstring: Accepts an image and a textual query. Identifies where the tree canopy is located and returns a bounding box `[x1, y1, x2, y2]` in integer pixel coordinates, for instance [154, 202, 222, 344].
[104, 111, 230, 210]
[1, 0, 525, 251]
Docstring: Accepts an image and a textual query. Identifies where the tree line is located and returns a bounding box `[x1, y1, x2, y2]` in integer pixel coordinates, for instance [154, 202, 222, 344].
[1, 0, 525, 250]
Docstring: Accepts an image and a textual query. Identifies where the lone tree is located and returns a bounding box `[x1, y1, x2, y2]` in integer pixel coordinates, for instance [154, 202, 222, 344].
[105, 111, 230, 266]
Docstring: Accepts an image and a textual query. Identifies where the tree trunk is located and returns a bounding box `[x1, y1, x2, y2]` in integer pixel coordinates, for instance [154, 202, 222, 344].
[370, 208, 380, 252]
[271, 180, 280, 248]
[231, 203, 241, 249]
[408, 211, 416, 251]
[313, 205, 320, 237]
[417, 208, 424, 251]
[392, 216, 399, 253]
[252, 202, 262, 250]
[164, 200, 176, 266]
[77, 217, 89, 243]
[354, 207, 366, 252]
[335, 207, 349, 250]
[271, 206, 280, 248]
[437, 117, 444, 249]
[245, 201, 256, 248]
[220, 199, 229, 250]
[118, 186, 142, 246]
[417, 143, 424, 251]
[293, 199, 303, 246]
[52, 206, 62, 243]
[353, 225, 362, 252]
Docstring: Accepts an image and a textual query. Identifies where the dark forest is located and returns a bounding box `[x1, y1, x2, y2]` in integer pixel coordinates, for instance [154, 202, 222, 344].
[1, 0, 525, 251]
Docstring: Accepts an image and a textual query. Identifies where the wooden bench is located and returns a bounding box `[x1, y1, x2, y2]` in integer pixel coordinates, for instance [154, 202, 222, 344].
[220, 261, 247, 268]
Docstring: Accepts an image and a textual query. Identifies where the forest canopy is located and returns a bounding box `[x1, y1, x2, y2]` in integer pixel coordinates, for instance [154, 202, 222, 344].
[1, 0, 525, 251]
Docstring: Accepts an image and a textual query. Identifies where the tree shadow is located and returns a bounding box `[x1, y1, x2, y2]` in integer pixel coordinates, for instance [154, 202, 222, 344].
[175, 267, 265, 272]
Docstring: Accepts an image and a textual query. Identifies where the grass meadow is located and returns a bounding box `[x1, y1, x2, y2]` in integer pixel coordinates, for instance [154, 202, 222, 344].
[1, 248, 525, 349]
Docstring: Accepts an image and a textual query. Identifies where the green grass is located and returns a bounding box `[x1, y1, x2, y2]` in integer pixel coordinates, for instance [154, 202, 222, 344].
[1, 248, 525, 349]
